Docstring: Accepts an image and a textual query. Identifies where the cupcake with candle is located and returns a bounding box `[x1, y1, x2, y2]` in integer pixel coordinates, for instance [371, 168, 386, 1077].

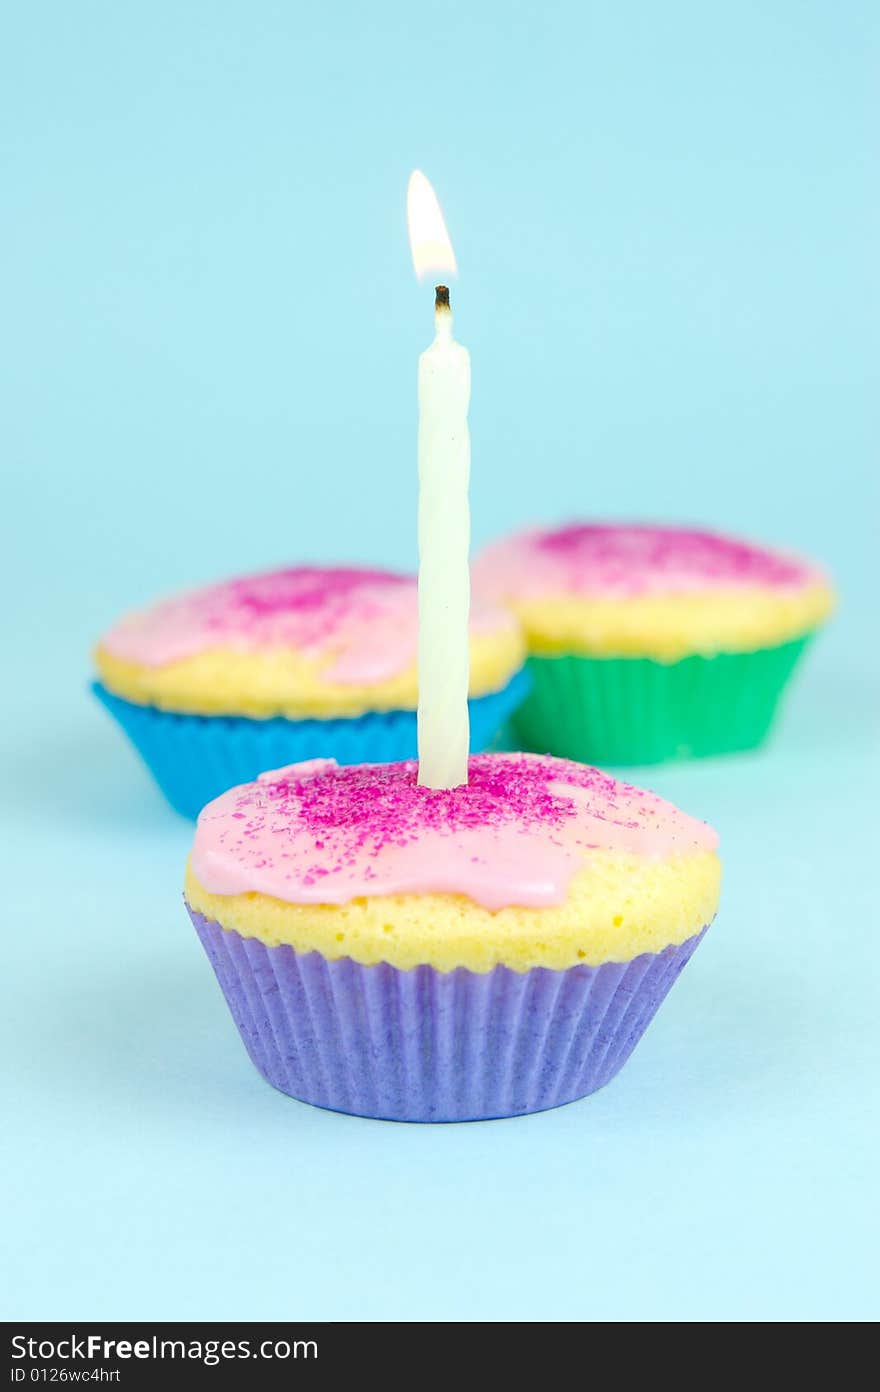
[474, 523, 834, 765]
[184, 751, 721, 1121]
[183, 180, 721, 1122]
[93, 566, 527, 819]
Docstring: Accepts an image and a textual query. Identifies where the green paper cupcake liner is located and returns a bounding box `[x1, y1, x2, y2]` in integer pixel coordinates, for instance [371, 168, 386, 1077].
[510, 635, 814, 765]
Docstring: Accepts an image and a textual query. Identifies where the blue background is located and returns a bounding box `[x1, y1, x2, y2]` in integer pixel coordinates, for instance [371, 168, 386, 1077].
[3, 0, 877, 1321]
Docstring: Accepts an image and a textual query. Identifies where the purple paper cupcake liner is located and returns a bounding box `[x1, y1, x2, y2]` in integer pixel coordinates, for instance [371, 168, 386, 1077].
[187, 906, 708, 1122]
[93, 668, 529, 820]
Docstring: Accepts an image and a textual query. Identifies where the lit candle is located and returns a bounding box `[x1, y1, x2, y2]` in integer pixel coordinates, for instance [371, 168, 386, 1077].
[407, 170, 471, 790]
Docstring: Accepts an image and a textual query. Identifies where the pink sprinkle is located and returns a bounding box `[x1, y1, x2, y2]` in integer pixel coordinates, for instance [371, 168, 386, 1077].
[192, 752, 718, 912]
[474, 522, 824, 601]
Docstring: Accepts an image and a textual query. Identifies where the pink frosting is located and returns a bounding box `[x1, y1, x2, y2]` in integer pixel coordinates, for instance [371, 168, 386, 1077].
[474, 524, 824, 601]
[191, 753, 718, 912]
[101, 566, 515, 684]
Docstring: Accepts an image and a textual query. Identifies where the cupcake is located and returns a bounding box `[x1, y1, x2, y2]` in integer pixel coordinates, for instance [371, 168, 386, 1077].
[94, 566, 527, 819]
[184, 752, 721, 1122]
[474, 523, 834, 765]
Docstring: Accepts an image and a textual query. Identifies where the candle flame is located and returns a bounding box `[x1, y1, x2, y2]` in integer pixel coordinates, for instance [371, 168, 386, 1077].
[407, 170, 458, 281]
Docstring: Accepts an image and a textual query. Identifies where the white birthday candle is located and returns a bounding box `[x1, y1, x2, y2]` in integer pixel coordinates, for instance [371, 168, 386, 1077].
[407, 170, 471, 790]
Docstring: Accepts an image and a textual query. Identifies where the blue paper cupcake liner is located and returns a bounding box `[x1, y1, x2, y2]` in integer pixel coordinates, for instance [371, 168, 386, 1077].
[93, 669, 530, 820]
[187, 906, 708, 1122]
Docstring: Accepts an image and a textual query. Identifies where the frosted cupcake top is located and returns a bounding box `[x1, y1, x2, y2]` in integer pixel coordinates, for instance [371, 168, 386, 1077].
[474, 523, 824, 601]
[192, 752, 718, 912]
[100, 566, 515, 685]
